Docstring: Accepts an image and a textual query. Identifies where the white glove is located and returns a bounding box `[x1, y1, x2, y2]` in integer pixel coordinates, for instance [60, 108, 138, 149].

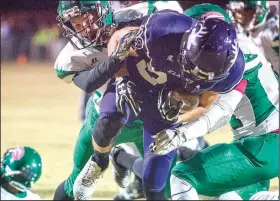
[149, 128, 187, 155]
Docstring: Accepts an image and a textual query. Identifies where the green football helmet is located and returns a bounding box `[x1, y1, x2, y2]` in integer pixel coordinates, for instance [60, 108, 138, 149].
[1, 146, 42, 192]
[57, 0, 114, 49]
[228, 0, 269, 30]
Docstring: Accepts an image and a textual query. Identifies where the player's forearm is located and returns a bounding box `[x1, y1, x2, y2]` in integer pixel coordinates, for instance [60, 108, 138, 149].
[176, 91, 218, 124]
[72, 56, 122, 93]
[176, 89, 244, 140]
[176, 106, 206, 124]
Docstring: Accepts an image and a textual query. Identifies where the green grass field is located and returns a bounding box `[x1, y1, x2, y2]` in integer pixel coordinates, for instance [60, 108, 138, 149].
[1, 62, 278, 200]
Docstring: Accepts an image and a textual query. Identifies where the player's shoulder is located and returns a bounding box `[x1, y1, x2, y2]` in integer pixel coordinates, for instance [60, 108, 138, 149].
[54, 39, 106, 83]
[144, 9, 195, 37]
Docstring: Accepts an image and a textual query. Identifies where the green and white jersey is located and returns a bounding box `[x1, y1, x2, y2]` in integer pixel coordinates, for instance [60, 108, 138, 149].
[1, 187, 41, 200]
[54, 37, 108, 90]
[249, 15, 279, 73]
[230, 33, 279, 140]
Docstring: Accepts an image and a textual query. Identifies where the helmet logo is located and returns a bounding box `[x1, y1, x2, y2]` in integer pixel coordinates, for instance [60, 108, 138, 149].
[230, 39, 239, 65]
[11, 146, 25, 161]
[187, 22, 208, 50]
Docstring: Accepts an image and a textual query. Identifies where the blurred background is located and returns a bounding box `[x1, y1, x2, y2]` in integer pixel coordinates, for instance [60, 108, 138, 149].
[1, 0, 279, 200]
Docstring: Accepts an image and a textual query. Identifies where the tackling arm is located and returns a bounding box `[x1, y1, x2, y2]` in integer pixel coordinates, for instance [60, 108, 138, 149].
[72, 57, 122, 93]
[176, 80, 247, 140]
[150, 80, 248, 155]
[176, 91, 218, 124]
[72, 27, 139, 93]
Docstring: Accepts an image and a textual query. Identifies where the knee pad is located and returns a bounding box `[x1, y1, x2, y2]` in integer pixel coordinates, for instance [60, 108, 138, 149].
[93, 116, 124, 147]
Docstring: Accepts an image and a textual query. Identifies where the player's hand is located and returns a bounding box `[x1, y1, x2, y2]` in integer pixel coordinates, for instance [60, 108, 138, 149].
[158, 86, 184, 123]
[150, 128, 187, 155]
[116, 77, 141, 117]
[111, 29, 138, 62]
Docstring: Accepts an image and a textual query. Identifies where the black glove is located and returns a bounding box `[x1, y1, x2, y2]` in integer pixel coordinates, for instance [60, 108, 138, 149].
[157, 86, 183, 123]
[116, 77, 141, 117]
[111, 29, 138, 63]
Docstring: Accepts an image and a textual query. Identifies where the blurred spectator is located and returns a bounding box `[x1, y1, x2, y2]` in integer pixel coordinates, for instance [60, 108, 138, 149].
[16, 17, 37, 65]
[31, 23, 56, 61]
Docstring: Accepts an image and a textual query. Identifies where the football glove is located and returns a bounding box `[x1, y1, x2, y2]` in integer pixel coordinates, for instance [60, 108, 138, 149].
[116, 77, 141, 117]
[158, 86, 183, 123]
[111, 29, 138, 63]
[150, 128, 187, 155]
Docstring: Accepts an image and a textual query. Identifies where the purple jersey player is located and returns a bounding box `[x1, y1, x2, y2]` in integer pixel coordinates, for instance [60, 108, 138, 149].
[73, 10, 245, 200]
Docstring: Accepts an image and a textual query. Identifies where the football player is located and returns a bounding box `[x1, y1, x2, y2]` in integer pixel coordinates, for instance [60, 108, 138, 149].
[73, 9, 245, 200]
[53, 1, 186, 200]
[1, 146, 42, 200]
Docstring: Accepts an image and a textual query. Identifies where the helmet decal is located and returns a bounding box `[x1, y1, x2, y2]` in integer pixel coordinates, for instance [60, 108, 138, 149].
[187, 22, 208, 50]
[11, 146, 25, 161]
[230, 39, 239, 65]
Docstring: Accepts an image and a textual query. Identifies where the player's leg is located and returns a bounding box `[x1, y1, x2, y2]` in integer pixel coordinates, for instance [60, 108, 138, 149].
[79, 92, 93, 121]
[170, 132, 279, 199]
[53, 95, 99, 200]
[110, 122, 144, 189]
[139, 95, 180, 200]
[73, 81, 137, 199]
[53, 92, 143, 200]
[110, 132, 210, 199]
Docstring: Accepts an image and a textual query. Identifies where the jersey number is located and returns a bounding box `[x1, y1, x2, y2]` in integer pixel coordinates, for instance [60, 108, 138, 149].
[136, 60, 167, 85]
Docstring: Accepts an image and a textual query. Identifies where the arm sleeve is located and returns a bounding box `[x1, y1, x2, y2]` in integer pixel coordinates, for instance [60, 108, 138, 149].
[72, 56, 122, 93]
[176, 79, 248, 140]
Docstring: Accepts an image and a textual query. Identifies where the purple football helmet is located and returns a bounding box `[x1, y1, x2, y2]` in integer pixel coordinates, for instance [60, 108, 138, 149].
[179, 17, 239, 93]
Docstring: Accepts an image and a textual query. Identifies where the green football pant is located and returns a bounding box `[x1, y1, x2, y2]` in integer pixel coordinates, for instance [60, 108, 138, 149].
[64, 95, 143, 198]
[172, 132, 278, 197]
[63, 95, 176, 198]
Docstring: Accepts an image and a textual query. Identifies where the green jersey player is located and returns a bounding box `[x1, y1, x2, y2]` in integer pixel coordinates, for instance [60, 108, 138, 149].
[1, 146, 42, 200]
[228, 0, 279, 74]
[53, 1, 184, 200]
[150, 4, 279, 200]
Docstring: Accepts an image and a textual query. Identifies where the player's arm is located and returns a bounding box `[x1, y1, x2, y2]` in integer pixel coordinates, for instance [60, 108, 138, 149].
[72, 28, 139, 93]
[150, 79, 248, 155]
[107, 26, 140, 78]
[176, 91, 218, 124]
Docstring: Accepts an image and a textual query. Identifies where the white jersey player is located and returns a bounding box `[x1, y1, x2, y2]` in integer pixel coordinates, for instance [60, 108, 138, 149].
[1, 146, 42, 200]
